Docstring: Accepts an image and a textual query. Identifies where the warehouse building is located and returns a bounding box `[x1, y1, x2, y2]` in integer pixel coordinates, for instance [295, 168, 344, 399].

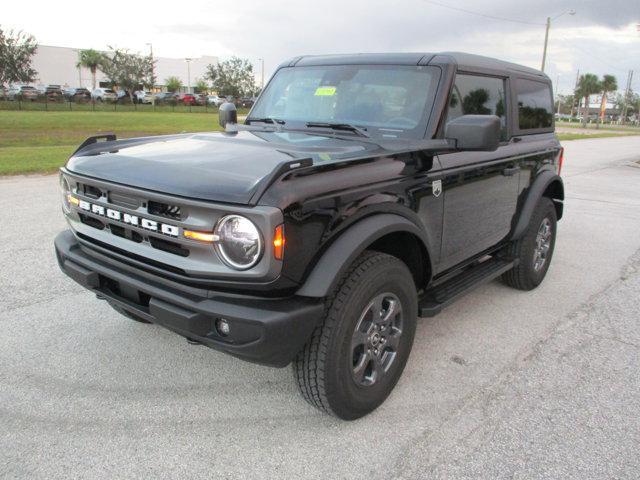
[31, 44, 218, 92]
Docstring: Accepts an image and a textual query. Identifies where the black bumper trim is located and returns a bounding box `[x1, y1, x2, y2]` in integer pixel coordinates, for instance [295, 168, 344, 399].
[55, 230, 324, 367]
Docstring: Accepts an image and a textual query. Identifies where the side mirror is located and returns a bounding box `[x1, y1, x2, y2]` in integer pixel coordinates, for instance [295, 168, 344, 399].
[445, 115, 501, 152]
[219, 102, 237, 128]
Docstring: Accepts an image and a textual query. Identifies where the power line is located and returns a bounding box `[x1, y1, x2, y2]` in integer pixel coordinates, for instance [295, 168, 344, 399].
[421, 0, 545, 26]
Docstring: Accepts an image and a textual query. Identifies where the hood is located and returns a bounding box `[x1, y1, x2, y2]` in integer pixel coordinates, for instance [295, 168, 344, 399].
[65, 130, 379, 204]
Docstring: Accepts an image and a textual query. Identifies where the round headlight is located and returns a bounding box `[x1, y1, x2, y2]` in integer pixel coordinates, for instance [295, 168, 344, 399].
[60, 174, 71, 213]
[214, 215, 263, 270]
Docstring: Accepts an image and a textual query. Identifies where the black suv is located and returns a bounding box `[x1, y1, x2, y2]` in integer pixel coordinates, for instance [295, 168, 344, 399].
[55, 52, 563, 419]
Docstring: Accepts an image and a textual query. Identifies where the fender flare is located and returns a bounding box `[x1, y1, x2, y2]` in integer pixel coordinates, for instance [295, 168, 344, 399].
[512, 170, 564, 240]
[296, 214, 433, 298]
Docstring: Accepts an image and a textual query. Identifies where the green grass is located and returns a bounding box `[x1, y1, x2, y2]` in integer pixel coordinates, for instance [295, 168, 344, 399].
[556, 132, 638, 141]
[556, 121, 640, 132]
[0, 110, 249, 175]
[1, 110, 638, 175]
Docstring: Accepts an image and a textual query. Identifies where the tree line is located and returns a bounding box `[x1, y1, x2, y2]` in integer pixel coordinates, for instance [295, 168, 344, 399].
[557, 73, 639, 125]
[1, 26, 260, 101]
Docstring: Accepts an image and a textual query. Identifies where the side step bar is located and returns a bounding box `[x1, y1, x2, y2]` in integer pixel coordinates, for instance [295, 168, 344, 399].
[419, 258, 517, 317]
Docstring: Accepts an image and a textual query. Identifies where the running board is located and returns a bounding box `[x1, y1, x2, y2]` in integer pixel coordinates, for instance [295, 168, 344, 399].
[419, 258, 517, 317]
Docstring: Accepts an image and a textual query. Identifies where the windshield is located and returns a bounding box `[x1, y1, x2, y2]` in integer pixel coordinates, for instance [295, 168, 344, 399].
[249, 64, 440, 138]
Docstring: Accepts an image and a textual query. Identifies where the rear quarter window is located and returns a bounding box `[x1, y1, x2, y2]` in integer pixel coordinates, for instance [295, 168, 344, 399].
[516, 79, 553, 130]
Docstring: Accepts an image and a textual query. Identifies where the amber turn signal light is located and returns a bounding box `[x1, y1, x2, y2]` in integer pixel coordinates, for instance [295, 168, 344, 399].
[183, 230, 219, 243]
[273, 224, 285, 260]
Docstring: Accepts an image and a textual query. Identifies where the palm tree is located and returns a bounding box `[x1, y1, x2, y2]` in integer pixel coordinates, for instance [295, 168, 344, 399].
[598, 74, 618, 126]
[575, 73, 601, 127]
[76, 49, 104, 90]
[164, 76, 182, 93]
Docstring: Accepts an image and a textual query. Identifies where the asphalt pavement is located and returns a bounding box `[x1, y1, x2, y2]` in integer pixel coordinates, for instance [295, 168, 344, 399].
[1, 136, 639, 479]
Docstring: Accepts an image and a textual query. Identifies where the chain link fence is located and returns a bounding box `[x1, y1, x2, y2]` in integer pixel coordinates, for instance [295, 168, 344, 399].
[0, 97, 249, 115]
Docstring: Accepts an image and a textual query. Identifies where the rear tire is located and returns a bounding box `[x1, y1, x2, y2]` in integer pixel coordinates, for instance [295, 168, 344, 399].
[502, 197, 557, 290]
[293, 251, 417, 420]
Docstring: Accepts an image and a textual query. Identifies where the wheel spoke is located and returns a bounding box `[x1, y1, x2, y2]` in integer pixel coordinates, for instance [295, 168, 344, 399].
[381, 298, 401, 326]
[353, 350, 372, 385]
[385, 332, 401, 351]
[351, 329, 368, 350]
[350, 292, 404, 386]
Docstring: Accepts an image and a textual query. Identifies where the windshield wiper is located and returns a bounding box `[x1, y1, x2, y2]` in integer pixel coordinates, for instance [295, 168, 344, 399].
[305, 122, 370, 138]
[246, 117, 286, 125]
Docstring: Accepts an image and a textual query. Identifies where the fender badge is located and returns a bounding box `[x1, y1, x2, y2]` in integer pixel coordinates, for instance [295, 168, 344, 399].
[432, 180, 442, 198]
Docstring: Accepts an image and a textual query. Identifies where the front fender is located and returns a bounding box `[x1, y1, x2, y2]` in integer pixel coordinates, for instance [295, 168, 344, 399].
[296, 213, 432, 298]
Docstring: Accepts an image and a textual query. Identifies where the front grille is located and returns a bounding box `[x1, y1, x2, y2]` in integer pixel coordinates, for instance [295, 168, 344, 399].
[79, 213, 105, 230]
[149, 237, 189, 257]
[148, 200, 182, 220]
[77, 232, 188, 275]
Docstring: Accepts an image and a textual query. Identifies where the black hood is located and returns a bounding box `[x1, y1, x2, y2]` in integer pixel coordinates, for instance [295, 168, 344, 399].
[65, 130, 380, 204]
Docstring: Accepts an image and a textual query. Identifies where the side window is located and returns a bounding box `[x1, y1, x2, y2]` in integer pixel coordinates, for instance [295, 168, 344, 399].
[516, 79, 553, 130]
[447, 74, 508, 140]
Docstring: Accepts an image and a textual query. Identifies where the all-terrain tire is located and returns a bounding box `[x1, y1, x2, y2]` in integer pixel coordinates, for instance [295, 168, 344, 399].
[293, 251, 418, 420]
[502, 197, 557, 290]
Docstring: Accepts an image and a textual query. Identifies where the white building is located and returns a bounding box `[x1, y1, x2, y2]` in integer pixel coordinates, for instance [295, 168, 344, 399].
[31, 44, 218, 92]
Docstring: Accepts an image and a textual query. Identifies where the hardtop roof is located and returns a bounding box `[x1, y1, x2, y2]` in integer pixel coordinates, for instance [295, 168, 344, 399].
[284, 51, 547, 80]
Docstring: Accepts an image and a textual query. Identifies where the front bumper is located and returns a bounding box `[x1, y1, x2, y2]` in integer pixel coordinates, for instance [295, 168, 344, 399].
[55, 230, 324, 367]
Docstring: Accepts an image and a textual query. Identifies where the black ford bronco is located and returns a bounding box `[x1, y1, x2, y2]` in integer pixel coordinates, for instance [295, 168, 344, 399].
[55, 52, 563, 419]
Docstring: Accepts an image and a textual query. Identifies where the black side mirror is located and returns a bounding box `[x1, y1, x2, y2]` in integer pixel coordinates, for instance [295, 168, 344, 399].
[219, 102, 238, 128]
[445, 115, 501, 152]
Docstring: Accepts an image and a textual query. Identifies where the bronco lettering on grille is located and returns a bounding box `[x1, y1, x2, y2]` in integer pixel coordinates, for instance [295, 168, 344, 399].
[76, 199, 179, 238]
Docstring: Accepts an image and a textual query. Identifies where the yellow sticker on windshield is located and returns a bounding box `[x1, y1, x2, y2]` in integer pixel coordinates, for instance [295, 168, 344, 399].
[314, 86, 336, 96]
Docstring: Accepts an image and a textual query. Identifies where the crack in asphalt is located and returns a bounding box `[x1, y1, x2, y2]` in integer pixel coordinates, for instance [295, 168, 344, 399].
[392, 247, 640, 479]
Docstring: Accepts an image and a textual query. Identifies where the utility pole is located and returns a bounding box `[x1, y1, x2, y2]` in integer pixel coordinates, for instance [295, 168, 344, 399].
[622, 70, 634, 125]
[556, 74, 561, 115]
[258, 58, 265, 91]
[146, 43, 154, 91]
[185, 58, 192, 93]
[541, 17, 551, 72]
[570, 69, 579, 118]
[541, 10, 576, 72]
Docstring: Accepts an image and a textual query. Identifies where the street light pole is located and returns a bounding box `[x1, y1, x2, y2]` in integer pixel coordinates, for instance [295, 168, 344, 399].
[258, 58, 265, 90]
[541, 17, 551, 72]
[185, 58, 192, 93]
[146, 43, 154, 90]
[541, 10, 575, 72]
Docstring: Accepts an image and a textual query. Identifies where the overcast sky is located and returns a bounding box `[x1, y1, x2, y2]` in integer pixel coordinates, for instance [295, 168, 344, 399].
[3, 0, 639, 94]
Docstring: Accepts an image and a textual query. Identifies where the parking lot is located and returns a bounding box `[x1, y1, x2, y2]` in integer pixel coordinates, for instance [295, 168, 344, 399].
[1, 136, 639, 479]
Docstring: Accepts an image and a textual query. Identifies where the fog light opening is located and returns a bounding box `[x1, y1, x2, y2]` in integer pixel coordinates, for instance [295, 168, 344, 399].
[216, 318, 230, 337]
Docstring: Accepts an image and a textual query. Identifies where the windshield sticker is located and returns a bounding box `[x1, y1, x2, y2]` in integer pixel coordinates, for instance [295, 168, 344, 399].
[314, 86, 336, 96]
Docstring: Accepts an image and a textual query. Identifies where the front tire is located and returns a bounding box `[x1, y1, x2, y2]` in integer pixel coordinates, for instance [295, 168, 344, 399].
[293, 251, 417, 420]
[502, 197, 557, 290]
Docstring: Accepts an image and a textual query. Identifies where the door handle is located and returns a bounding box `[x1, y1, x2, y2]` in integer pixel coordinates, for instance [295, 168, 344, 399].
[502, 166, 520, 176]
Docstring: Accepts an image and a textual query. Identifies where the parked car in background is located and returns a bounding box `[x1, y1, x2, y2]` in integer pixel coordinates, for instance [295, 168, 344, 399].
[7, 85, 39, 101]
[91, 88, 117, 102]
[177, 93, 197, 106]
[134, 91, 154, 104]
[207, 95, 226, 107]
[63, 87, 91, 102]
[115, 89, 129, 103]
[37, 84, 64, 102]
[154, 92, 178, 104]
[192, 93, 207, 106]
[239, 97, 256, 108]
